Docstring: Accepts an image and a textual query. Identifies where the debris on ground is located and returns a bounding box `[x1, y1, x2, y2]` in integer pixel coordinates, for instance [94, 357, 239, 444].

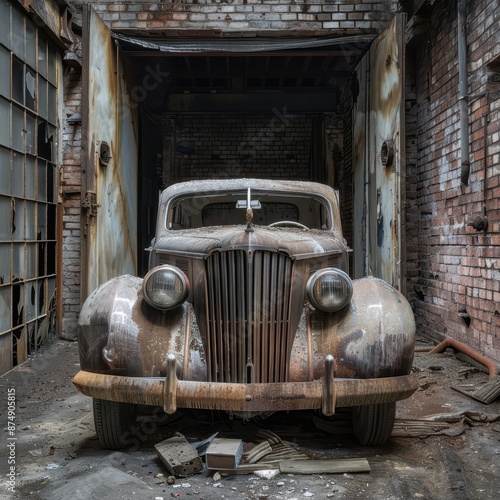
[206, 437, 243, 471]
[155, 433, 203, 477]
[191, 431, 218, 456]
[452, 376, 500, 404]
[279, 458, 371, 474]
[392, 411, 500, 437]
[237, 429, 309, 473]
[392, 419, 465, 438]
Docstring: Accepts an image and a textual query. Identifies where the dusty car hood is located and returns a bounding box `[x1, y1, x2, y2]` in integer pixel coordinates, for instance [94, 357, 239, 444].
[153, 225, 345, 259]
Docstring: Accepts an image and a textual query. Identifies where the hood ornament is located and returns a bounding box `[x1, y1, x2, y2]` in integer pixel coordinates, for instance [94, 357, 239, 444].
[236, 188, 261, 232]
[246, 187, 254, 232]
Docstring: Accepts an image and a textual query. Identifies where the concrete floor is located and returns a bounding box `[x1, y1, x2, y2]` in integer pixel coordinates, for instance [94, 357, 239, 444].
[0, 338, 499, 500]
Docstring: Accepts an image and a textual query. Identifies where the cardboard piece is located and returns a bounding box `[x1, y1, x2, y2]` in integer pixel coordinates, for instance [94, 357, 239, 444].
[206, 438, 243, 471]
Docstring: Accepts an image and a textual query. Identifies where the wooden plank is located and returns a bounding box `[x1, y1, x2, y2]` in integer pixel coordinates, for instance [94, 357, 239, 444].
[279, 459, 371, 474]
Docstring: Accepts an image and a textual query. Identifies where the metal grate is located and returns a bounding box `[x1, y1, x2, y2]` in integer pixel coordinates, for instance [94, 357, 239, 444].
[205, 250, 293, 384]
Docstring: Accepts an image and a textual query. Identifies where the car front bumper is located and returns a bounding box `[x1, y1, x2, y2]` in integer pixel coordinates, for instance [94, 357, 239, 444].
[73, 355, 419, 416]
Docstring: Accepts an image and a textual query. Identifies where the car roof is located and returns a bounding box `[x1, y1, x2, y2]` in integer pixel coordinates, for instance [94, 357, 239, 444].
[160, 178, 338, 203]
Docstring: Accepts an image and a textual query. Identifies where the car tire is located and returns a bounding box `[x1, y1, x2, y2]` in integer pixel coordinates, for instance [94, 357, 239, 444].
[93, 398, 138, 450]
[352, 402, 396, 445]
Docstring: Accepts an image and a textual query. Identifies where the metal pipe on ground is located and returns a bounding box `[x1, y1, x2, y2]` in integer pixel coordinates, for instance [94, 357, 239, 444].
[429, 338, 498, 378]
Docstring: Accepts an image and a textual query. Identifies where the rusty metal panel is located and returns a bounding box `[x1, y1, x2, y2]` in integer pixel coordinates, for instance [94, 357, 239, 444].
[368, 14, 406, 289]
[82, 6, 138, 298]
[352, 15, 406, 289]
[352, 56, 369, 279]
[29, 0, 62, 40]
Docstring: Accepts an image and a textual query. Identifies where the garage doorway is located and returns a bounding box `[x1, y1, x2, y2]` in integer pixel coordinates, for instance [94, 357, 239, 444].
[81, 4, 406, 297]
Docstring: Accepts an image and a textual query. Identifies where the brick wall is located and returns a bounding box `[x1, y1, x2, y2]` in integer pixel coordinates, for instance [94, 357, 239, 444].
[411, 0, 500, 363]
[60, 68, 82, 339]
[165, 113, 314, 183]
[68, 0, 399, 33]
[405, 49, 418, 303]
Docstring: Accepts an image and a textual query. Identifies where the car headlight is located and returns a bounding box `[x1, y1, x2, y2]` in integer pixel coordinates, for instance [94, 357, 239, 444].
[306, 268, 353, 312]
[143, 265, 189, 311]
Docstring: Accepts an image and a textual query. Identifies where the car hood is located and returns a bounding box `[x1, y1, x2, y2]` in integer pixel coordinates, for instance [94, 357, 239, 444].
[153, 225, 345, 259]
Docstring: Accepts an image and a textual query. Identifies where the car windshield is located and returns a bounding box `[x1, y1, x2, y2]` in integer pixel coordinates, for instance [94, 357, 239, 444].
[167, 191, 332, 230]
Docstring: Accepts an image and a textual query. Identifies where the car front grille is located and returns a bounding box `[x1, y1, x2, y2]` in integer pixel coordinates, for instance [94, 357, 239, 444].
[205, 250, 294, 384]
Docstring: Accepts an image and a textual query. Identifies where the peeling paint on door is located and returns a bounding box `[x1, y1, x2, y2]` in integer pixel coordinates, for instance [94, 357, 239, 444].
[81, 6, 139, 300]
[352, 15, 406, 290]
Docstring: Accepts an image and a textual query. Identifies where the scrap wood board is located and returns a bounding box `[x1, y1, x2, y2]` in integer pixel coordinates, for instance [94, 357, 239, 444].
[452, 377, 500, 404]
[279, 458, 370, 474]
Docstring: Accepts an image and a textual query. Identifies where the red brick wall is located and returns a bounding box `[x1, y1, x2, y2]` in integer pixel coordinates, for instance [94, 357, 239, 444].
[60, 68, 82, 338]
[411, 0, 500, 363]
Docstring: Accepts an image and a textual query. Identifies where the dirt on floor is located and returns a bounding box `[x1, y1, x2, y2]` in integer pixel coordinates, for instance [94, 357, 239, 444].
[0, 337, 499, 500]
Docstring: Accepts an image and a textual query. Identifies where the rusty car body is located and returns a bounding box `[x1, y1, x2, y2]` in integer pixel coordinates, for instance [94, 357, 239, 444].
[74, 178, 418, 448]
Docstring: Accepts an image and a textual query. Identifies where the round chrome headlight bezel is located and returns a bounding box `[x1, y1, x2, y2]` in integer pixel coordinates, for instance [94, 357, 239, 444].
[142, 265, 190, 311]
[306, 268, 353, 313]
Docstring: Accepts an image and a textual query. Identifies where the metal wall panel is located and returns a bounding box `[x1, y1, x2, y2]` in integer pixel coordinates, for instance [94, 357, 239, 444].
[0, 1, 60, 375]
[81, 6, 139, 299]
[352, 15, 406, 290]
[352, 56, 369, 279]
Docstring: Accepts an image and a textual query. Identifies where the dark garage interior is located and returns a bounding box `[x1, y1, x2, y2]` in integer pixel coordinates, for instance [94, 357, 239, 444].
[117, 37, 372, 275]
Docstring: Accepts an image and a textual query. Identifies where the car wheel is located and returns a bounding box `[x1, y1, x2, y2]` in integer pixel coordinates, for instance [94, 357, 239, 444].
[93, 398, 138, 450]
[352, 402, 396, 445]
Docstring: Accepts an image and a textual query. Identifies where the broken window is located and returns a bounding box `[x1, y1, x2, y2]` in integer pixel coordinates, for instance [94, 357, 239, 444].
[0, 45, 9, 97]
[0, 1, 60, 374]
[11, 151, 23, 198]
[0, 1, 10, 50]
[0, 98, 9, 147]
[0, 147, 10, 195]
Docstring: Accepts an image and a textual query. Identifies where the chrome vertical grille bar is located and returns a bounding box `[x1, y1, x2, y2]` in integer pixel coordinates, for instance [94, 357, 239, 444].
[228, 251, 237, 382]
[261, 252, 271, 382]
[252, 251, 262, 383]
[268, 252, 278, 383]
[206, 255, 216, 381]
[237, 251, 246, 382]
[275, 253, 286, 382]
[214, 253, 223, 382]
[221, 252, 230, 382]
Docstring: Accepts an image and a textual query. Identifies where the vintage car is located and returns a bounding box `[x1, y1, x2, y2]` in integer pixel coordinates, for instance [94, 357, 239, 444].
[74, 179, 418, 449]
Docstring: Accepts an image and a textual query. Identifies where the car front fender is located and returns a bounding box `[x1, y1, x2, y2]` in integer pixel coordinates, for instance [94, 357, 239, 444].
[78, 275, 194, 378]
[289, 277, 415, 381]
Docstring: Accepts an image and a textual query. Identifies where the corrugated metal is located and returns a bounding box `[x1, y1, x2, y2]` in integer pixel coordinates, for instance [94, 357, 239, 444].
[81, 6, 139, 299]
[352, 15, 406, 290]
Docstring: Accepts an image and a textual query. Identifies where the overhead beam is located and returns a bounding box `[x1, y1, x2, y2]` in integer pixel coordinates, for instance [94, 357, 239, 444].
[165, 93, 337, 113]
[124, 50, 364, 58]
[140, 66, 350, 79]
